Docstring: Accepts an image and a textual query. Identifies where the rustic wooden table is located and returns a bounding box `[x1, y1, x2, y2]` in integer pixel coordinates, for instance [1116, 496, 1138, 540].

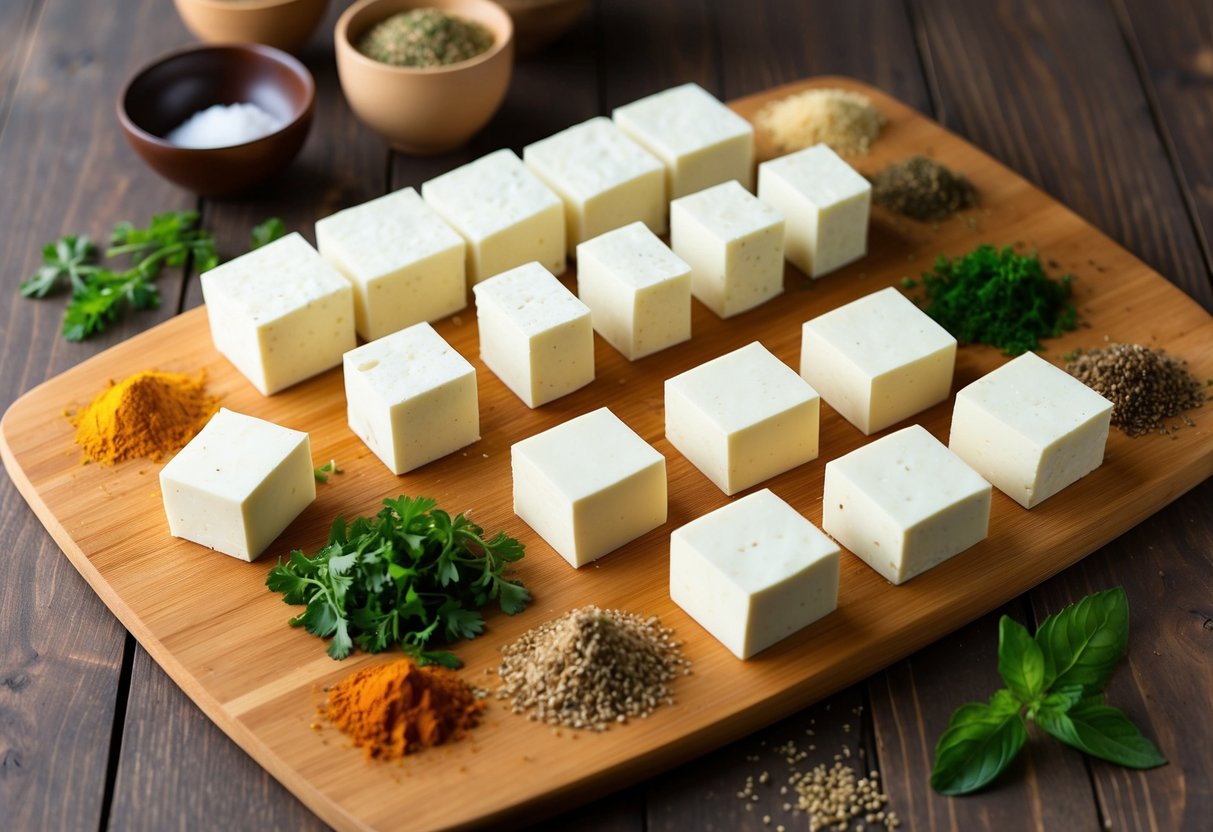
[2, 1, 1210, 830]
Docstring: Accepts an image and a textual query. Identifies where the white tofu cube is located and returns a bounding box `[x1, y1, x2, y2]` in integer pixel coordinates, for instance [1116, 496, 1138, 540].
[512, 407, 667, 567]
[159, 408, 315, 561]
[200, 233, 356, 395]
[670, 489, 840, 659]
[422, 149, 566, 284]
[343, 323, 479, 475]
[823, 425, 992, 585]
[758, 144, 871, 278]
[949, 352, 1113, 508]
[315, 187, 466, 341]
[801, 287, 956, 435]
[576, 222, 691, 360]
[524, 117, 666, 253]
[666, 341, 820, 495]
[670, 180, 785, 318]
[473, 262, 594, 407]
[613, 83, 755, 199]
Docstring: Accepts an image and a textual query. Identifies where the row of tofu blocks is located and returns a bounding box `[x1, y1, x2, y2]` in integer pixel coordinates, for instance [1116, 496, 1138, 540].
[200, 84, 872, 397]
[162, 308, 1113, 659]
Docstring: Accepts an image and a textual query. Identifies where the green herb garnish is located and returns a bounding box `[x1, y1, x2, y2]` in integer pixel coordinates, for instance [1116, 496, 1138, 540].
[266, 496, 531, 666]
[21, 236, 99, 298]
[313, 459, 342, 483]
[916, 244, 1077, 355]
[251, 217, 286, 250]
[930, 588, 1165, 795]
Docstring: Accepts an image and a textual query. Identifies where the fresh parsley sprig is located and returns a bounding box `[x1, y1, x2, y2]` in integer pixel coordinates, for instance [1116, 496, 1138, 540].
[265, 496, 531, 667]
[931, 588, 1166, 795]
[20, 235, 100, 298]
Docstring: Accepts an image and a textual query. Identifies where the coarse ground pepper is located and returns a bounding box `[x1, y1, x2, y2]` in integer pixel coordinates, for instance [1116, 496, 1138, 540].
[1065, 343, 1206, 436]
[71, 369, 217, 464]
[325, 660, 484, 760]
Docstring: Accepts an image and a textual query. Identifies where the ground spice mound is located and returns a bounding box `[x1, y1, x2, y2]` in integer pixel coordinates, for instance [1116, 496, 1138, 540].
[756, 88, 886, 155]
[872, 155, 976, 221]
[495, 606, 690, 731]
[1065, 343, 1206, 437]
[794, 762, 899, 832]
[325, 660, 484, 760]
[71, 370, 217, 464]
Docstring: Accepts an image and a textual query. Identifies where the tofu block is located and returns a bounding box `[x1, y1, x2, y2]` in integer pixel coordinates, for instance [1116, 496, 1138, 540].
[758, 144, 871, 278]
[823, 425, 992, 585]
[666, 341, 820, 495]
[524, 117, 667, 254]
[576, 222, 691, 360]
[422, 149, 566, 284]
[344, 322, 479, 475]
[670, 489, 840, 659]
[613, 83, 755, 199]
[473, 262, 594, 407]
[200, 233, 356, 395]
[670, 180, 785, 318]
[160, 408, 315, 561]
[512, 407, 667, 567]
[949, 352, 1113, 508]
[315, 187, 466, 341]
[801, 287, 956, 435]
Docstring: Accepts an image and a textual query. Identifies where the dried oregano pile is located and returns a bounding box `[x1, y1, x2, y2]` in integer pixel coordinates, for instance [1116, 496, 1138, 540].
[871, 155, 976, 221]
[1066, 343, 1206, 436]
[495, 606, 690, 731]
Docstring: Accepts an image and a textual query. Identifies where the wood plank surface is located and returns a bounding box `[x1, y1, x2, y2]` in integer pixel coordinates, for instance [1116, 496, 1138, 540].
[3, 78, 1211, 832]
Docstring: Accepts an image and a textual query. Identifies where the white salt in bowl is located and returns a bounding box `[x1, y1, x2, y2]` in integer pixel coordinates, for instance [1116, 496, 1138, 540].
[118, 43, 315, 197]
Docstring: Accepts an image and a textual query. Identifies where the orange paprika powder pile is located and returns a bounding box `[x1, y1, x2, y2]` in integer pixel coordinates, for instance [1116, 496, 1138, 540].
[325, 660, 485, 760]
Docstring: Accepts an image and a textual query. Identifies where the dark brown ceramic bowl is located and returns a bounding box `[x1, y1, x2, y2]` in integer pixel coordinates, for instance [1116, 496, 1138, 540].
[118, 44, 315, 197]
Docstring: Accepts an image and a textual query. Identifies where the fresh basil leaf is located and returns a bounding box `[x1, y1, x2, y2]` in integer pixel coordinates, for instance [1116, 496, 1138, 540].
[1035, 587, 1128, 694]
[998, 615, 1045, 703]
[931, 689, 1026, 795]
[1030, 683, 1085, 720]
[1035, 698, 1166, 769]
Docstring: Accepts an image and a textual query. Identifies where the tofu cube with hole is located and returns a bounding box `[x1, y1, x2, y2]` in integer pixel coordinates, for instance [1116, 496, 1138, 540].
[473, 262, 594, 407]
[512, 407, 667, 567]
[160, 408, 315, 561]
[670, 180, 785, 318]
[576, 222, 691, 360]
[613, 83, 754, 199]
[949, 352, 1113, 509]
[315, 187, 466, 341]
[670, 489, 840, 659]
[758, 144, 870, 278]
[801, 287, 956, 435]
[666, 342, 820, 495]
[422, 149, 566, 284]
[344, 322, 479, 475]
[823, 425, 992, 585]
[200, 233, 356, 395]
[524, 117, 667, 254]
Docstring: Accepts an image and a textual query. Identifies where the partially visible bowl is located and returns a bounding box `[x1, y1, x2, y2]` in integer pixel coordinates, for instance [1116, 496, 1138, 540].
[173, 0, 330, 55]
[335, 0, 514, 155]
[497, 0, 588, 55]
[118, 44, 315, 198]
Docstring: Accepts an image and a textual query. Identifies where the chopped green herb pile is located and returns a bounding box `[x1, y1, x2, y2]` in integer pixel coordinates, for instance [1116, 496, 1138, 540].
[916, 245, 1077, 355]
[266, 496, 531, 666]
[313, 459, 342, 483]
[931, 588, 1166, 796]
[21, 211, 218, 341]
[251, 217, 285, 250]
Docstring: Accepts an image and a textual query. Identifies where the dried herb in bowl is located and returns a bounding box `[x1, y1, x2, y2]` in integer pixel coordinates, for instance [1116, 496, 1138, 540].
[356, 8, 494, 68]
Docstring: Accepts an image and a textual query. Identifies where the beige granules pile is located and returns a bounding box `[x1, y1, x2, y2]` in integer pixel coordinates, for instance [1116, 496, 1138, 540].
[756, 88, 886, 155]
[495, 605, 690, 731]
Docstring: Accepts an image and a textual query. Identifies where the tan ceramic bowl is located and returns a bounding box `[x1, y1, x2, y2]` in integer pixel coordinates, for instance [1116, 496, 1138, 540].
[497, 0, 589, 54]
[335, 0, 514, 154]
[173, 0, 330, 54]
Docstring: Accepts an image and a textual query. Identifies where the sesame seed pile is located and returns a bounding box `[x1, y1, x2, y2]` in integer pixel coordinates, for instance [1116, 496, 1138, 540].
[1065, 343, 1206, 437]
[495, 606, 690, 731]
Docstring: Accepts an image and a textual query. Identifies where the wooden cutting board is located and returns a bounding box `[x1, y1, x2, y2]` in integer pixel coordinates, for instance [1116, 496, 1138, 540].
[3, 78, 1211, 832]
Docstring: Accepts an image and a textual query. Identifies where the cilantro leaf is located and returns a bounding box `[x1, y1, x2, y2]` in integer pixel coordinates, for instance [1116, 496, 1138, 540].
[22, 236, 99, 298]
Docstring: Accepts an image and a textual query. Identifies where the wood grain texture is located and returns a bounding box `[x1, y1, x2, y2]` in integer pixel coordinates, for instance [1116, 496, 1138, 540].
[0, 0, 41, 135]
[0, 0, 195, 829]
[2, 79, 1211, 832]
[910, 0, 1213, 311]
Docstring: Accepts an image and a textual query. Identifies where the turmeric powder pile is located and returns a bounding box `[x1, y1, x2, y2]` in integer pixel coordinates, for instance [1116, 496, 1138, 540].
[71, 370, 218, 464]
[325, 660, 484, 760]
